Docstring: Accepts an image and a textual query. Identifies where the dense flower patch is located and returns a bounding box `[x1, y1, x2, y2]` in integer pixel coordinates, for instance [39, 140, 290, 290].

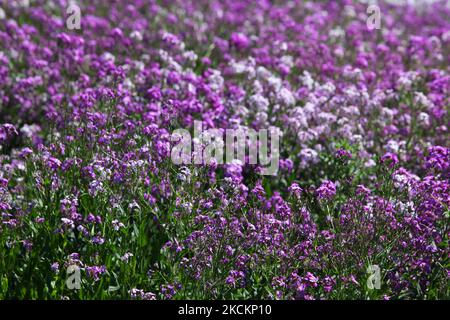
[0, 0, 449, 299]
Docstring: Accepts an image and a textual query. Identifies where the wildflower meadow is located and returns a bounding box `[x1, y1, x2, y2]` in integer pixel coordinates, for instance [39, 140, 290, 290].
[0, 0, 449, 301]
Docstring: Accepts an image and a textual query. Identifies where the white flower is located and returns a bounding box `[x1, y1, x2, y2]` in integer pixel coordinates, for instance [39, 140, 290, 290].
[208, 69, 224, 92]
[256, 66, 271, 80]
[183, 50, 198, 63]
[130, 30, 143, 42]
[101, 52, 115, 63]
[418, 112, 430, 127]
[230, 60, 247, 74]
[414, 92, 433, 109]
[20, 124, 41, 138]
[280, 55, 294, 68]
[267, 76, 282, 91]
[300, 71, 316, 90]
[386, 140, 400, 153]
[365, 159, 376, 168]
[329, 27, 345, 40]
[277, 87, 295, 106]
[61, 218, 74, 229]
[112, 219, 125, 231]
[298, 148, 319, 169]
[248, 94, 269, 112]
[120, 252, 134, 263]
